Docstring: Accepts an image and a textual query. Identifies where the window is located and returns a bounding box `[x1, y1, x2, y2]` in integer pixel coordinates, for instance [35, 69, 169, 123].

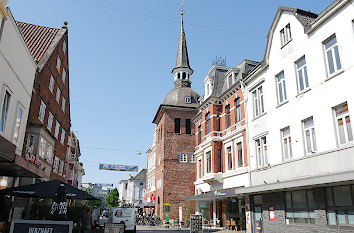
[189, 154, 196, 163]
[226, 146, 233, 171]
[49, 75, 55, 93]
[326, 185, 354, 225]
[296, 57, 309, 92]
[186, 119, 191, 134]
[255, 136, 268, 168]
[62, 97, 66, 112]
[60, 130, 65, 144]
[56, 87, 61, 103]
[237, 142, 243, 167]
[47, 112, 53, 132]
[62, 69, 66, 84]
[198, 125, 202, 144]
[185, 96, 191, 104]
[281, 127, 293, 160]
[0, 90, 11, 132]
[280, 24, 292, 47]
[235, 98, 241, 123]
[206, 151, 212, 174]
[285, 190, 315, 224]
[252, 86, 265, 118]
[303, 117, 317, 154]
[206, 84, 210, 96]
[324, 35, 342, 75]
[56, 57, 61, 72]
[205, 113, 211, 134]
[228, 74, 233, 88]
[38, 100, 46, 122]
[225, 105, 231, 128]
[174, 118, 181, 133]
[13, 106, 23, 142]
[54, 121, 60, 138]
[53, 157, 59, 173]
[197, 159, 202, 179]
[334, 103, 353, 144]
[59, 160, 64, 176]
[63, 40, 66, 54]
[276, 72, 287, 104]
[180, 153, 187, 163]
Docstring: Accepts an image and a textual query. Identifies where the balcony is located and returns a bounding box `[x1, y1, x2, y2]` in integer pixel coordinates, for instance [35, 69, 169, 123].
[201, 172, 223, 185]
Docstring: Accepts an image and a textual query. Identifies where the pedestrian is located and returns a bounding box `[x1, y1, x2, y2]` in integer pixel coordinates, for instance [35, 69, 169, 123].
[81, 208, 94, 233]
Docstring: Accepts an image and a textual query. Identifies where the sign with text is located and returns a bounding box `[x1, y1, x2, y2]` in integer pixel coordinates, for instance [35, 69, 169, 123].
[104, 223, 124, 233]
[99, 163, 138, 172]
[9, 220, 72, 233]
[190, 214, 203, 233]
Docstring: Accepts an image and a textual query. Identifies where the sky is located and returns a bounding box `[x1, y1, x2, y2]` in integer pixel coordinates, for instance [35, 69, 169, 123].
[9, 0, 334, 187]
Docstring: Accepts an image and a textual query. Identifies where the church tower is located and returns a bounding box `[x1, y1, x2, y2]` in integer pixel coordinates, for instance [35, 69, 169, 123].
[145, 8, 200, 221]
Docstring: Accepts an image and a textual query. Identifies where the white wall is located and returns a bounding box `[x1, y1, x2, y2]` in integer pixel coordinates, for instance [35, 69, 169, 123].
[0, 10, 36, 156]
[246, 4, 354, 184]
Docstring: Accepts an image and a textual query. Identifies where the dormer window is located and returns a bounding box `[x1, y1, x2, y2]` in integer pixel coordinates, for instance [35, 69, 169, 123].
[185, 96, 191, 104]
[228, 74, 233, 88]
[280, 24, 292, 47]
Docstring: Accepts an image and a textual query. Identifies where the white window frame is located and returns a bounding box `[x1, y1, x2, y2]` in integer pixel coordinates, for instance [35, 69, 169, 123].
[235, 98, 241, 123]
[255, 136, 268, 168]
[180, 153, 187, 163]
[56, 87, 61, 103]
[49, 75, 55, 93]
[205, 151, 212, 174]
[47, 112, 53, 131]
[281, 127, 293, 161]
[197, 158, 202, 179]
[302, 117, 317, 155]
[236, 140, 244, 168]
[62, 68, 66, 84]
[0, 87, 12, 133]
[189, 154, 196, 163]
[38, 100, 46, 123]
[56, 57, 61, 72]
[323, 35, 342, 76]
[13, 104, 24, 143]
[252, 85, 265, 118]
[62, 97, 66, 112]
[225, 145, 233, 172]
[333, 103, 353, 145]
[280, 23, 292, 47]
[296, 56, 309, 93]
[60, 130, 65, 144]
[276, 71, 287, 104]
[54, 121, 60, 138]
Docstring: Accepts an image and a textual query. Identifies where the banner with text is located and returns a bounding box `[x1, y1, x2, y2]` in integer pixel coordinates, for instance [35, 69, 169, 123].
[99, 163, 138, 172]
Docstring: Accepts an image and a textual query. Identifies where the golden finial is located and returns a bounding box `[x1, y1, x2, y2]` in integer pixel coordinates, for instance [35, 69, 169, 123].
[180, 0, 184, 15]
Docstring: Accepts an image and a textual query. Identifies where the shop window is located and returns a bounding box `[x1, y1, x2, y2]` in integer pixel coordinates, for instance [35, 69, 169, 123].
[285, 190, 315, 224]
[326, 185, 354, 225]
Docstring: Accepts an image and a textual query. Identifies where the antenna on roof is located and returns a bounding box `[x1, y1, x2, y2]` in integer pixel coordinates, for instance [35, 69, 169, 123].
[212, 56, 227, 66]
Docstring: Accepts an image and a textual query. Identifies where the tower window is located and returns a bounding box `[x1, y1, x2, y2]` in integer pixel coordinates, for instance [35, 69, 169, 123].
[182, 72, 186, 79]
[185, 96, 191, 103]
[186, 119, 191, 134]
[175, 118, 181, 133]
[177, 73, 181, 79]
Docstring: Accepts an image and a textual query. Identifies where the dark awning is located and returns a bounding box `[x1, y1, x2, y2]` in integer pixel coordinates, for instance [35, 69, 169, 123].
[0, 180, 98, 200]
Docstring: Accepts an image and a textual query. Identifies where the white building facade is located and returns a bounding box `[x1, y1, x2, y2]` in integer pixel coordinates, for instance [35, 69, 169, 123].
[119, 169, 146, 207]
[243, 1, 354, 232]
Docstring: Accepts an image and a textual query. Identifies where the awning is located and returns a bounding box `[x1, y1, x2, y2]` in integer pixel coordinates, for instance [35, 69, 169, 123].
[0, 154, 44, 178]
[143, 202, 155, 208]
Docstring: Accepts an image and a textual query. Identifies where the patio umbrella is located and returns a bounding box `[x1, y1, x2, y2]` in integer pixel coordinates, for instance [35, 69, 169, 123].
[49, 184, 68, 220]
[0, 180, 97, 200]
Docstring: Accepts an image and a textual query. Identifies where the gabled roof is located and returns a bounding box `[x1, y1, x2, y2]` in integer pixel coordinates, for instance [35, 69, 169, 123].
[132, 169, 146, 181]
[15, 21, 60, 62]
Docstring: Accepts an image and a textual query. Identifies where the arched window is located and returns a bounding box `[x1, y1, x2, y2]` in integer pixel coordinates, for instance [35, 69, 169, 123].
[182, 72, 186, 79]
[177, 73, 181, 79]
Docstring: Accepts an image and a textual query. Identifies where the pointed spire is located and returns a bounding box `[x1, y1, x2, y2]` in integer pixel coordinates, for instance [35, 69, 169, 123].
[172, 13, 193, 73]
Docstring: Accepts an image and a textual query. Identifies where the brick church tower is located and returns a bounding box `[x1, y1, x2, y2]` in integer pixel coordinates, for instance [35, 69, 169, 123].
[148, 13, 200, 221]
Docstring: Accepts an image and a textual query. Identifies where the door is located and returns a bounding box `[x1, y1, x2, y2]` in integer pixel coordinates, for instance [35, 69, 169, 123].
[253, 205, 263, 233]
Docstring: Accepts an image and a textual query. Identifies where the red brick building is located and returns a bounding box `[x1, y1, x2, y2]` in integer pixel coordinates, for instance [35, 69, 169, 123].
[146, 15, 199, 221]
[16, 21, 71, 181]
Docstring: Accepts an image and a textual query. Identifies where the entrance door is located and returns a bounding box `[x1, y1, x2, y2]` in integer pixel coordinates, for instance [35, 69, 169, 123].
[253, 205, 263, 233]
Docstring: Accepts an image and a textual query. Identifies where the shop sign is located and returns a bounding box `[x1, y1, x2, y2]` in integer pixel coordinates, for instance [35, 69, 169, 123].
[9, 220, 72, 233]
[164, 203, 170, 222]
[269, 206, 275, 221]
[104, 223, 124, 233]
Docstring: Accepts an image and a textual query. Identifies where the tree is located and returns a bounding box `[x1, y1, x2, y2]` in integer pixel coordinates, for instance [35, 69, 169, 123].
[84, 187, 103, 209]
[105, 188, 120, 208]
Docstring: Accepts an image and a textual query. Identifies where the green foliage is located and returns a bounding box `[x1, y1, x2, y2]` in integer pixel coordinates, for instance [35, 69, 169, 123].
[105, 188, 120, 208]
[84, 187, 103, 209]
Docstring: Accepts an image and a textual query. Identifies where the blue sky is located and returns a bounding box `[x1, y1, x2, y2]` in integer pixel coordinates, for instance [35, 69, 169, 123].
[10, 0, 333, 186]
